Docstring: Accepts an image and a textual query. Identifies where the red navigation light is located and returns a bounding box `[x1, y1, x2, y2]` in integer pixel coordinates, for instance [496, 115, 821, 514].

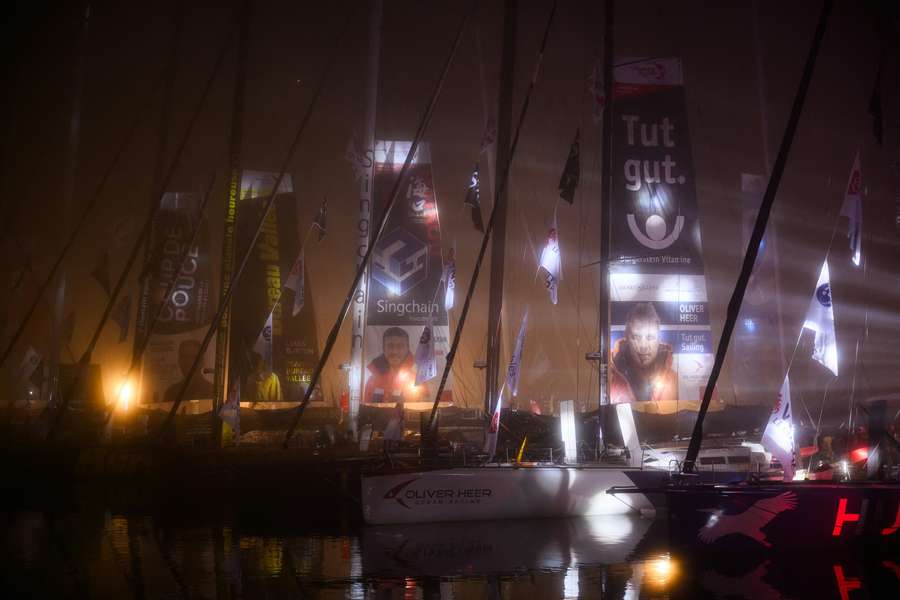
[849, 447, 868, 462]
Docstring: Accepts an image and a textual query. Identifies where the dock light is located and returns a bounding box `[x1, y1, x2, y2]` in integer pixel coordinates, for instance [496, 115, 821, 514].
[743, 318, 756, 333]
[647, 555, 676, 588]
[116, 378, 135, 412]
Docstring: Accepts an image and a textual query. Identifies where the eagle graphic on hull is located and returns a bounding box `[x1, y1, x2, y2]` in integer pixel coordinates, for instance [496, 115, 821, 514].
[698, 492, 798, 547]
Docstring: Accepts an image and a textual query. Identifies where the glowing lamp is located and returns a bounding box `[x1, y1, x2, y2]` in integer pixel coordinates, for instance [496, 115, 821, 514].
[647, 555, 676, 588]
[849, 447, 868, 463]
[116, 378, 135, 412]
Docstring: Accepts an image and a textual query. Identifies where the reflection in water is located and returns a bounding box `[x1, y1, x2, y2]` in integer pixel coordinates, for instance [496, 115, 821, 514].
[1, 499, 898, 599]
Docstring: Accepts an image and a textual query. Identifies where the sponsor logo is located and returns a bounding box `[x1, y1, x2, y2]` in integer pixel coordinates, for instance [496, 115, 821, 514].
[698, 492, 798, 547]
[372, 228, 429, 296]
[816, 282, 832, 308]
[384, 478, 494, 510]
[627, 213, 684, 250]
[633, 60, 666, 81]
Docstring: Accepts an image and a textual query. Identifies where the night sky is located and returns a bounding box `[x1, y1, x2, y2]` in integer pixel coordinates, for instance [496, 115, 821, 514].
[1, 0, 899, 430]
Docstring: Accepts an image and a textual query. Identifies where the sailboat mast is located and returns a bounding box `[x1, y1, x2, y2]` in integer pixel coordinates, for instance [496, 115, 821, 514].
[349, 0, 382, 436]
[50, 3, 90, 405]
[596, 0, 614, 409]
[213, 0, 251, 445]
[484, 0, 517, 414]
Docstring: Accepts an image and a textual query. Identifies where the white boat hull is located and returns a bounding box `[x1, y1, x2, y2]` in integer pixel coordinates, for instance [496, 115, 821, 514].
[362, 465, 667, 525]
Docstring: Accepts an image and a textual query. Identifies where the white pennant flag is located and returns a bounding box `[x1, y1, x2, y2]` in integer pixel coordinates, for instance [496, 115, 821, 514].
[506, 310, 528, 397]
[443, 242, 456, 311]
[218, 379, 241, 438]
[484, 386, 505, 458]
[761, 375, 795, 481]
[840, 152, 863, 267]
[414, 317, 437, 386]
[803, 260, 838, 376]
[538, 213, 561, 304]
[284, 247, 305, 317]
[253, 309, 274, 371]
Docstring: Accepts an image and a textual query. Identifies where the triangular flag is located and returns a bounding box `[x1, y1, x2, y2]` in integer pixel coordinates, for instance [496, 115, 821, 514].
[345, 136, 370, 181]
[284, 247, 305, 317]
[313, 198, 328, 242]
[484, 386, 505, 459]
[414, 315, 437, 386]
[588, 60, 606, 124]
[802, 260, 838, 376]
[112, 294, 132, 343]
[538, 213, 561, 305]
[479, 118, 497, 154]
[253, 309, 274, 371]
[506, 310, 528, 397]
[383, 400, 405, 442]
[840, 153, 862, 267]
[464, 163, 484, 233]
[91, 251, 112, 297]
[558, 129, 580, 204]
[19, 346, 42, 382]
[868, 63, 883, 145]
[761, 375, 795, 481]
[218, 378, 241, 437]
[443, 242, 456, 311]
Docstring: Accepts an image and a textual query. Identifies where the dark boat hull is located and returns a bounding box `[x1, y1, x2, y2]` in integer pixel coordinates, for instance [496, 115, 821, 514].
[667, 481, 900, 551]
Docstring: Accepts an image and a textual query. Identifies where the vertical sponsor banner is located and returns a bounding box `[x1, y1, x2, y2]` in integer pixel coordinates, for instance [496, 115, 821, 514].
[229, 171, 322, 404]
[140, 193, 216, 404]
[608, 58, 713, 414]
[364, 141, 452, 408]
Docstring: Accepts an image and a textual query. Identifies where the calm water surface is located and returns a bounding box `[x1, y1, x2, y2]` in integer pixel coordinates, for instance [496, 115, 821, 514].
[2, 488, 898, 599]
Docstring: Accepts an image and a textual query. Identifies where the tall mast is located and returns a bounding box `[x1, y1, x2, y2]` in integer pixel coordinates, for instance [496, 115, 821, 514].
[213, 0, 251, 445]
[484, 0, 517, 414]
[596, 0, 614, 409]
[50, 3, 91, 405]
[349, 0, 382, 436]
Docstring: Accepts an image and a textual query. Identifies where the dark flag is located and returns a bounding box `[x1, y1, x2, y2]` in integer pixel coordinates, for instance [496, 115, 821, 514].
[464, 163, 485, 233]
[91, 251, 111, 297]
[112, 294, 132, 343]
[868, 63, 883, 145]
[313, 198, 327, 241]
[558, 129, 580, 204]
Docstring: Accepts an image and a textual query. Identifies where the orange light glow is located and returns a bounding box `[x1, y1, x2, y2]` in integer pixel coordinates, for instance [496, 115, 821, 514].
[116, 378, 135, 413]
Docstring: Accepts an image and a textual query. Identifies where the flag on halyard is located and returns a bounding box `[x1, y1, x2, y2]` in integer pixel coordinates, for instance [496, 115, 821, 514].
[443, 242, 456, 311]
[284, 247, 305, 317]
[761, 375, 795, 481]
[483, 386, 504, 458]
[414, 317, 437, 386]
[313, 198, 328, 242]
[219, 378, 241, 438]
[383, 400, 405, 442]
[345, 136, 371, 181]
[91, 251, 111, 297]
[479, 117, 497, 153]
[464, 163, 485, 233]
[111, 294, 132, 343]
[558, 129, 580, 204]
[588, 60, 606, 124]
[840, 152, 863, 267]
[506, 310, 528, 397]
[539, 213, 561, 304]
[868, 63, 883, 145]
[20, 346, 42, 381]
[253, 309, 274, 370]
[803, 260, 838, 376]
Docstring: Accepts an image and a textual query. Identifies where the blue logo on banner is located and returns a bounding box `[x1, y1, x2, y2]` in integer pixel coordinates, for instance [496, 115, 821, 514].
[815, 283, 831, 308]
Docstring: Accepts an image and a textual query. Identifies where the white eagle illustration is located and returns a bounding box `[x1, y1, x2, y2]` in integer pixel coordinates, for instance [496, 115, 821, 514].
[697, 492, 798, 547]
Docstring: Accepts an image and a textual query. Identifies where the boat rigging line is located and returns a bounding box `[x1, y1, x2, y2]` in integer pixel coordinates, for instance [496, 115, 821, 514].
[681, 0, 833, 475]
[155, 5, 359, 442]
[282, 0, 478, 448]
[426, 0, 559, 433]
